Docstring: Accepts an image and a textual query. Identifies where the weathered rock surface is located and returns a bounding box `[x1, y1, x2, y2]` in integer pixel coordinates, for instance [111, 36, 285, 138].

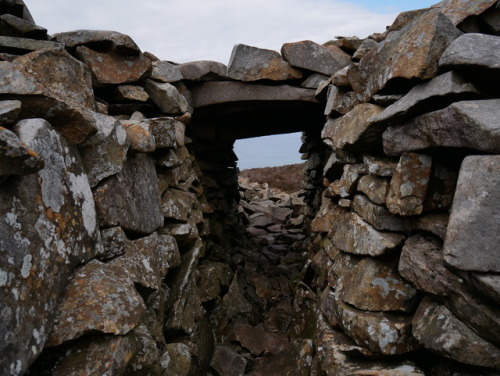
[352, 195, 404, 231]
[386, 153, 432, 216]
[75, 46, 150, 85]
[78, 111, 130, 187]
[412, 297, 500, 368]
[52, 29, 141, 55]
[161, 188, 196, 222]
[355, 10, 462, 99]
[143, 80, 189, 114]
[0, 35, 62, 52]
[0, 119, 101, 376]
[383, 100, 500, 156]
[210, 345, 247, 376]
[149, 117, 185, 149]
[371, 71, 482, 126]
[227, 44, 302, 82]
[0, 126, 44, 176]
[46, 260, 145, 347]
[281, 40, 350, 76]
[324, 87, 364, 116]
[339, 164, 366, 197]
[93, 152, 163, 234]
[150, 60, 183, 83]
[362, 155, 397, 177]
[111, 85, 149, 102]
[119, 119, 156, 152]
[434, 0, 499, 26]
[322, 103, 384, 152]
[356, 175, 390, 205]
[329, 210, 405, 256]
[443, 155, 500, 272]
[0, 14, 47, 39]
[0, 100, 22, 125]
[178, 60, 227, 81]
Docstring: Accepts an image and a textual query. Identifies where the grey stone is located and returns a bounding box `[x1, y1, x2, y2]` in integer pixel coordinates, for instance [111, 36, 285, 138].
[339, 163, 366, 197]
[329, 210, 405, 256]
[210, 345, 247, 376]
[0, 35, 63, 52]
[0, 126, 44, 176]
[356, 175, 390, 205]
[322, 150, 357, 181]
[372, 94, 403, 106]
[384, 100, 500, 155]
[352, 38, 378, 60]
[161, 343, 192, 376]
[281, 40, 350, 76]
[386, 153, 432, 216]
[0, 119, 102, 376]
[112, 85, 149, 102]
[0, 100, 21, 125]
[143, 79, 188, 114]
[52, 29, 141, 55]
[388, 8, 431, 32]
[119, 119, 156, 152]
[227, 44, 302, 82]
[363, 155, 398, 177]
[443, 155, 500, 272]
[178, 60, 227, 81]
[352, 195, 404, 231]
[0, 0, 35, 24]
[93, 153, 164, 235]
[0, 14, 47, 39]
[324, 86, 363, 116]
[78, 112, 130, 187]
[371, 71, 482, 126]
[406, 213, 448, 240]
[161, 188, 196, 222]
[412, 297, 500, 369]
[148, 117, 185, 149]
[322, 103, 384, 152]
[301, 73, 330, 89]
[355, 10, 462, 100]
[434, 0, 499, 26]
[46, 260, 145, 347]
[150, 60, 183, 83]
[331, 66, 350, 87]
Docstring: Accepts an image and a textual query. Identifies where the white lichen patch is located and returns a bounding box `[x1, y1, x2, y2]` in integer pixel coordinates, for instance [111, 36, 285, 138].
[68, 172, 97, 235]
[0, 269, 8, 286]
[21, 254, 32, 278]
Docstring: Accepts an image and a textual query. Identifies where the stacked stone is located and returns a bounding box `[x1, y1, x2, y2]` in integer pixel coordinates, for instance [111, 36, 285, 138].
[0, 2, 220, 375]
[310, 1, 500, 374]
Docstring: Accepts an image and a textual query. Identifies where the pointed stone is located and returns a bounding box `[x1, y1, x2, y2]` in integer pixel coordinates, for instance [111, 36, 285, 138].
[143, 79, 188, 114]
[281, 40, 350, 76]
[227, 44, 302, 82]
[0, 126, 44, 176]
[178, 60, 227, 81]
[433, 0, 499, 26]
[148, 117, 185, 149]
[151, 60, 183, 83]
[0, 14, 47, 39]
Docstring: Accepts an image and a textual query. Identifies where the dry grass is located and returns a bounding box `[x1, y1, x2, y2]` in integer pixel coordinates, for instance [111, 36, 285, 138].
[239, 163, 305, 193]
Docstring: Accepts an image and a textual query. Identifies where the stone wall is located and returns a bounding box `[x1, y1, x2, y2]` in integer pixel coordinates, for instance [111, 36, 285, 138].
[0, 0, 499, 375]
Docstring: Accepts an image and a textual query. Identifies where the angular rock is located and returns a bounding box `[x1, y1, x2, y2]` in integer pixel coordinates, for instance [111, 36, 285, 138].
[332, 66, 350, 87]
[227, 44, 302, 82]
[412, 297, 500, 368]
[311, 201, 343, 233]
[339, 163, 366, 197]
[423, 162, 457, 211]
[363, 155, 397, 177]
[144, 79, 188, 114]
[323, 150, 357, 181]
[0, 119, 101, 376]
[112, 85, 149, 102]
[371, 71, 482, 126]
[0, 14, 47, 39]
[321, 103, 384, 152]
[0, 99, 21, 124]
[406, 213, 448, 240]
[197, 261, 232, 302]
[383, 100, 500, 156]
[356, 175, 390, 205]
[75, 46, 150, 85]
[324, 86, 363, 116]
[119, 119, 156, 152]
[46, 260, 145, 347]
[355, 10, 462, 100]
[161, 188, 196, 222]
[329, 36, 364, 52]
[302, 73, 330, 89]
[178, 60, 227, 81]
[191, 81, 317, 108]
[352, 38, 378, 60]
[434, 0, 499, 26]
[238, 324, 291, 355]
[387, 153, 432, 216]
[443, 155, 500, 272]
[93, 153, 164, 235]
[0, 35, 63, 52]
[0, 126, 44, 176]
[281, 40, 350, 76]
[151, 60, 183, 83]
[388, 8, 431, 32]
[353, 195, 404, 231]
[210, 345, 247, 376]
[78, 112, 130, 187]
[161, 343, 192, 376]
[339, 256, 418, 312]
[333, 293, 418, 355]
[99, 226, 130, 260]
[148, 117, 185, 149]
[52, 30, 141, 54]
[329, 210, 405, 256]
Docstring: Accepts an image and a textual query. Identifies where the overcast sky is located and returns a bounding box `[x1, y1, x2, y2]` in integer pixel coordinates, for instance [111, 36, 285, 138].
[26, 0, 438, 169]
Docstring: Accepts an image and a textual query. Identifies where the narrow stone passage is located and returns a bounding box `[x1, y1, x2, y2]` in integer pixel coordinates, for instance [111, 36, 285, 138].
[208, 178, 315, 376]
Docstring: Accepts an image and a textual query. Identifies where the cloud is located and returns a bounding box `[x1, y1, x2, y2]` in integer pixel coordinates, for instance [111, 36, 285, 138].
[26, 0, 398, 63]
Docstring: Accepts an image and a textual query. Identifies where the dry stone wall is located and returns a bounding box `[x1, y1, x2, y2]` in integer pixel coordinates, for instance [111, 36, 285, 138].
[0, 0, 499, 375]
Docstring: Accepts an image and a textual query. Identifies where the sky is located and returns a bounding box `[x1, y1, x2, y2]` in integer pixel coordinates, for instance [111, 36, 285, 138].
[25, 0, 438, 169]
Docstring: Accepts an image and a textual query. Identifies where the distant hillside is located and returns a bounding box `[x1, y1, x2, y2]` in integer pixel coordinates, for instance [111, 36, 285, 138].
[239, 163, 305, 193]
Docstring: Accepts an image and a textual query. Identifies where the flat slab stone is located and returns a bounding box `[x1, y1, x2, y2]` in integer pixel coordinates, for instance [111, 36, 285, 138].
[352, 195, 404, 231]
[0, 14, 47, 39]
[443, 155, 500, 272]
[281, 40, 351, 76]
[383, 100, 500, 156]
[52, 29, 141, 55]
[439, 32, 500, 71]
[227, 43, 302, 82]
[178, 60, 227, 81]
[143, 80, 188, 115]
[0, 35, 63, 52]
[433, 0, 499, 26]
[93, 153, 164, 235]
[371, 71, 482, 126]
[0, 119, 101, 376]
[191, 81, 317, 108]
[150, 61, 183, 83]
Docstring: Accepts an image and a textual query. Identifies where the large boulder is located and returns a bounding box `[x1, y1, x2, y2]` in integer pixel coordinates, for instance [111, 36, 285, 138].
[0, 119, 102, 376]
